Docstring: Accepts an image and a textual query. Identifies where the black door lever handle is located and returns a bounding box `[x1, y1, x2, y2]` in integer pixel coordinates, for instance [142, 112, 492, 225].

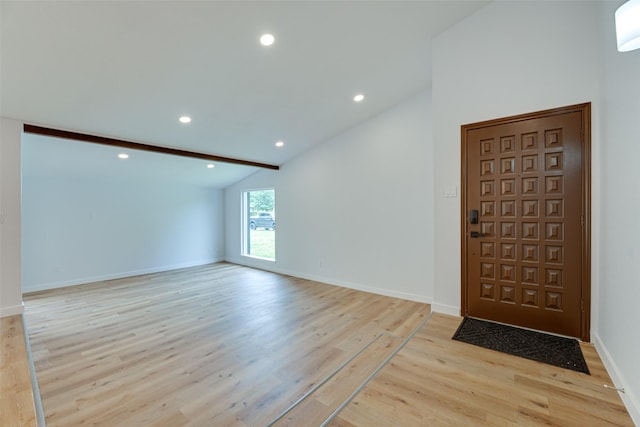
[470, 231, 486, 238]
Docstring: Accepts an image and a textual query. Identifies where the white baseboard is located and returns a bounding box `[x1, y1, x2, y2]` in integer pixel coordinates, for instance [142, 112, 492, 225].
[22, 258, 223, 293]
[431, 302, 461, 317]
[592, 332, 640, 425]
[225, 257, 432, 304]
[0, 302, 25, 317]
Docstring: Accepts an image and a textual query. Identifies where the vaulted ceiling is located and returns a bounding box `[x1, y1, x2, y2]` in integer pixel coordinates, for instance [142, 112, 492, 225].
[2, 1, 488, 187]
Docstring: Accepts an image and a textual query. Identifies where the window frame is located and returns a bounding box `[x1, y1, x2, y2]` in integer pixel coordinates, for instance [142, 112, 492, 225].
[241, 188, 276, 262]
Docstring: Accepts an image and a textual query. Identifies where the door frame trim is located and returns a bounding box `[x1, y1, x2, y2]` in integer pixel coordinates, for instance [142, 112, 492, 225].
[460, 103, 591, 342]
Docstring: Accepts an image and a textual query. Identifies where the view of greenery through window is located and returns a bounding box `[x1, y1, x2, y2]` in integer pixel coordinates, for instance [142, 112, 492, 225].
[243, 189, 275, 260]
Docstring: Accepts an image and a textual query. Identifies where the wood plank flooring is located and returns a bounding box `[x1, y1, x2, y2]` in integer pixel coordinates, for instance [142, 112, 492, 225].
[329, 313, 633, 427]
[21, 263, 632, 426]
[23, 263, 428, 426]
[1, 315, 37, 427]
[270, 334, 404, 426]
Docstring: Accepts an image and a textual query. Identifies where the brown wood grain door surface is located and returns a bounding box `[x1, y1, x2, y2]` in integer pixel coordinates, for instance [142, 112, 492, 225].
[461, 104, 591, 341]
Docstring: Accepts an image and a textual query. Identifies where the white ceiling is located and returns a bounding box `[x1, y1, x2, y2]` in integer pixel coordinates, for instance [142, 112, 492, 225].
[2, 1, 488, 188]
[21, 133, 258, 188]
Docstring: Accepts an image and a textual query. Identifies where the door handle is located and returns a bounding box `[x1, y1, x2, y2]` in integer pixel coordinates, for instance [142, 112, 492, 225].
[470, 231, 486, 238]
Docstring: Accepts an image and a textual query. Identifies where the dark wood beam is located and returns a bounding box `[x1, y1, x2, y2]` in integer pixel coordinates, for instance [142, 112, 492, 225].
[23, 124, 280, 170]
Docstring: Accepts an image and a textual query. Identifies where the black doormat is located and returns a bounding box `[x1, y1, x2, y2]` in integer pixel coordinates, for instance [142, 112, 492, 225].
[452, 317, 590, 374]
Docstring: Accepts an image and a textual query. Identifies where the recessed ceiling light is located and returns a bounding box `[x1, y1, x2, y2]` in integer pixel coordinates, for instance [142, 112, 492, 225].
[275, 141, 285, 148]
[207, 164, 215, 169]
[353, 94, 365, 102]
[118, 153, 129, 159]
[260, 33, 275, 46]
[179, 116, 192, 124]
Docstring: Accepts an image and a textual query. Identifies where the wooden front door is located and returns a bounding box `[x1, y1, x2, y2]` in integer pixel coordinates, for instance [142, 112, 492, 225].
[461, 103, 590, 341]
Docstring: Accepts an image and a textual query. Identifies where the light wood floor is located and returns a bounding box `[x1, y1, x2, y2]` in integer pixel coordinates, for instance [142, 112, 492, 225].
[23, 263, 428, 426]
[329, 314, 633, 427]
[22, 263, 632, 426]
[1, 315, 36, 426]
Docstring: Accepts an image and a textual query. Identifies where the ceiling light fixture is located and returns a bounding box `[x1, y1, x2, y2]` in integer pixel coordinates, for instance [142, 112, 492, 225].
[275, 141, 285, 148]
[260, 33, 275, 46]
[118, 153, 129, 159]
[616, 0, 640, 52]
[353, 94, 365, 102]
[207, 164, 215, 169]
[179, 116, 192, 124]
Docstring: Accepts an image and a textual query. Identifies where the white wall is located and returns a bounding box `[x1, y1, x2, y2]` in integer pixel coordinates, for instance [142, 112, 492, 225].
[0, 118, 23, 316]
[596, 1, 640, 422]
[225, 91, 434, 302]
[21, 173, 224, 292]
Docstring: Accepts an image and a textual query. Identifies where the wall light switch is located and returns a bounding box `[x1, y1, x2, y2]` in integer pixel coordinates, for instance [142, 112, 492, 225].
[443, 185, 458, 198]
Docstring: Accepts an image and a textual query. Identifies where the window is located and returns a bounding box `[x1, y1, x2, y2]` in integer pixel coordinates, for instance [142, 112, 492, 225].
[242, 188, 275, 261]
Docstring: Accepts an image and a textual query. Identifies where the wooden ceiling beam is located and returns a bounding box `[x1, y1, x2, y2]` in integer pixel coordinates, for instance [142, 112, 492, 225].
[23, 124, 280, 171]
